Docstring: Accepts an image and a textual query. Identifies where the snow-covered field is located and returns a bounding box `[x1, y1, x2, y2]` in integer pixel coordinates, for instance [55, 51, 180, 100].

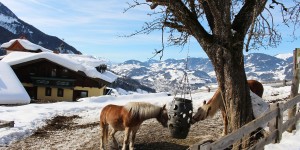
[0, 85, 299, 149]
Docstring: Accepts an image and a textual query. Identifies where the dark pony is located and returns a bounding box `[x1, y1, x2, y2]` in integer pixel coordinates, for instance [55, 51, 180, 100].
[99, 102, 168, 150]
[192, 80, 264, 135]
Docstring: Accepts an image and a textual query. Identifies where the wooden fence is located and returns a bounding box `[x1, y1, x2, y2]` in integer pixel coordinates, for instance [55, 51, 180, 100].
[189, 95, 300, 150]
[0, 120, 14, 128]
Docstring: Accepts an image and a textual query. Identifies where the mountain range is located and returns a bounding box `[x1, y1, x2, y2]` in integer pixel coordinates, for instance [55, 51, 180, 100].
[111, 53, 293, 92]
[0, 2, 80, 54]
[0, 2, 294, 93]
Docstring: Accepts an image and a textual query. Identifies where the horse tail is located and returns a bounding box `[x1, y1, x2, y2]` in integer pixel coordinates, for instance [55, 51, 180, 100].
[102, 124, 109, 144]
[100, 107, 109, 147]
[247, 80, 264, 98]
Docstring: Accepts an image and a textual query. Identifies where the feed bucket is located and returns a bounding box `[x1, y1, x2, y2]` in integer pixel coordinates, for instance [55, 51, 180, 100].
[168, 97, 193, 139]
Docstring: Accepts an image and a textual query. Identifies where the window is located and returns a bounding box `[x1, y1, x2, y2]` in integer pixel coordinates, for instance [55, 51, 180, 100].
[80, 91, 88, 98]
[51, 69, 56, 77]
[45, 87, 51, 96]
[57, 88, 64, 97]
[61, 69, 68, 78]
[29, 67, 37, 76]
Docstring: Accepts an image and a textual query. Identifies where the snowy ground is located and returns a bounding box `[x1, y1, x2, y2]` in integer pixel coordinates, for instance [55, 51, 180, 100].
[0, 85, 298, 149]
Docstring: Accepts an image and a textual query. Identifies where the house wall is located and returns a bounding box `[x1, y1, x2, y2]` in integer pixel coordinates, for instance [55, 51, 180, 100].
[22, 83, 33, 87]
[37, 87, 73, 101]
[74, 86, 106, 97]
[23, 84, 106, 102]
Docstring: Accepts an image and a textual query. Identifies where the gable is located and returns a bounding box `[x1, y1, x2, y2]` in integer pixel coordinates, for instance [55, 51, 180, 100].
[7, 40, 27, 51]
[11, 59, 108, 88]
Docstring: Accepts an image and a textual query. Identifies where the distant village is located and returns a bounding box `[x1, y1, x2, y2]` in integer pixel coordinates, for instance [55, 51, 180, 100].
[0, 37, 118, 105]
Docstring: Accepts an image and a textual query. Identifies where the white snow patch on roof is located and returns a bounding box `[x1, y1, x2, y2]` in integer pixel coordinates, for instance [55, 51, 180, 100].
[1, 52, 117, 83]
[0, 61, 30, 104]
[59, 54, 108, 67]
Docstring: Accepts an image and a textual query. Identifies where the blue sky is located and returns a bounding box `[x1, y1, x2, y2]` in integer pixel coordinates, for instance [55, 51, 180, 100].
[0, 0, 299, 62]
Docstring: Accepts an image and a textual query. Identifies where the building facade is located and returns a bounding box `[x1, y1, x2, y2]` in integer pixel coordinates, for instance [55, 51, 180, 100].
[2, 52, 117, 102]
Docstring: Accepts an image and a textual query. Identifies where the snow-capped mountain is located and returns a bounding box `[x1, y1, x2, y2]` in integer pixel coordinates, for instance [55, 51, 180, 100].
[111, 53, 293, 92]
[0, 2, 80, 54]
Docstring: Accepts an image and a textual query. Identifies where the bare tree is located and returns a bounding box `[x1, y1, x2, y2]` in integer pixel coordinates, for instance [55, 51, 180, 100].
[126, 0, 300, 149]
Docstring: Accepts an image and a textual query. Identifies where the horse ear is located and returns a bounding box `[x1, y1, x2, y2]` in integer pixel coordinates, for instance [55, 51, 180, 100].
[203, 100, 207, 105]
[162, 104, 166, 109]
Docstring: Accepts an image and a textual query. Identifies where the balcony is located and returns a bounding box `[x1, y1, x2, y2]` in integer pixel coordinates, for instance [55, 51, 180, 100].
[31, 77, 75, 88]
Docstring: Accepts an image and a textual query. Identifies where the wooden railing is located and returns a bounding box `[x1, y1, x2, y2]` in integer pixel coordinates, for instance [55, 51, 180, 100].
[189, 95, 300, 150]
[0, 120, 14, 128]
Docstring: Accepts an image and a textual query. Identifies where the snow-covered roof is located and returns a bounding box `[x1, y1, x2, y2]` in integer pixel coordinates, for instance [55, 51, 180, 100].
[0, 39, 52, 52]
[59, 54, 109, 67]
[1, 52, 118, 83]
[0, 61, 30, 104]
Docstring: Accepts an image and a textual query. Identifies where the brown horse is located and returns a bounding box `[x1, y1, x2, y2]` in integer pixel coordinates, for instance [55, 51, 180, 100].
[192, 80, 264, 135]
[99, 102, 168, 150]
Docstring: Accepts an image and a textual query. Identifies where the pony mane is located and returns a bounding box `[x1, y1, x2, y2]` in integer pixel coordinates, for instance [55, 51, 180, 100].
[124, 102, 161, 120]
[204, 89, 223, 118]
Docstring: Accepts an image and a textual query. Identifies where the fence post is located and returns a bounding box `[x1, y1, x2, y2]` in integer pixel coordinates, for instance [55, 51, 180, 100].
[269, 103, 283, 143]
[277, 103, 284, 143]
[288, 49, 299, 132]
[188, 139, 213, 150]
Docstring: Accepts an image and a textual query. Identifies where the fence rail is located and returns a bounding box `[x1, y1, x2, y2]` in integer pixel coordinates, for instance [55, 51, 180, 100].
[189, 95, 300, 150]
[0, 120, 14, 128]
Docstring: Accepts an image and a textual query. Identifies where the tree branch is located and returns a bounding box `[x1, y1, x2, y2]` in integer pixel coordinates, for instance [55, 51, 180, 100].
[163, 21, 188, 33]
[188, 0, 197, 17]
[146, 0, 169, 9]
[146, 0, 212, 45]
[269, 0, 288, 11]
[205, 0, 223, 30]
[245, 2, 258, 52]
[232, 0, 267, 38]
[198, 1, 214, 32]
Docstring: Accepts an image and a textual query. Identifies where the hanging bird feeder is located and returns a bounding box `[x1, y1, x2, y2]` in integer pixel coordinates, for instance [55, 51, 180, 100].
[168, 63, 193, 139]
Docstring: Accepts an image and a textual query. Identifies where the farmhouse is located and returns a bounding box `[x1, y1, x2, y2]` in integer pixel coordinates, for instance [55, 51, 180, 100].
[1, 52, 117, 102]
[0, 38, 52, 53]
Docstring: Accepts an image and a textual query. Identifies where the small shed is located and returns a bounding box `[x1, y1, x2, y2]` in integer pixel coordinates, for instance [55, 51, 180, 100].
[0, 38, 52, 53]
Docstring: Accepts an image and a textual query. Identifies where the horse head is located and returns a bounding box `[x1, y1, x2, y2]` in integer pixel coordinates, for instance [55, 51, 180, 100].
[191, 101, 211, 124]
[157, 104, 168, 127]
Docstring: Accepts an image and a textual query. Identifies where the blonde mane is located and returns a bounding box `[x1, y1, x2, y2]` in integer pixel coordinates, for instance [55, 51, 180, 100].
[124, 102, 161, 120]
[204, 89, 224, 118]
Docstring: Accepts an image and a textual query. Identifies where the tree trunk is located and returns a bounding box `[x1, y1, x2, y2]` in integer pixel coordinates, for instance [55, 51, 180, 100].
[205, 44, 254, 149]
[142, 0, 268, 149]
